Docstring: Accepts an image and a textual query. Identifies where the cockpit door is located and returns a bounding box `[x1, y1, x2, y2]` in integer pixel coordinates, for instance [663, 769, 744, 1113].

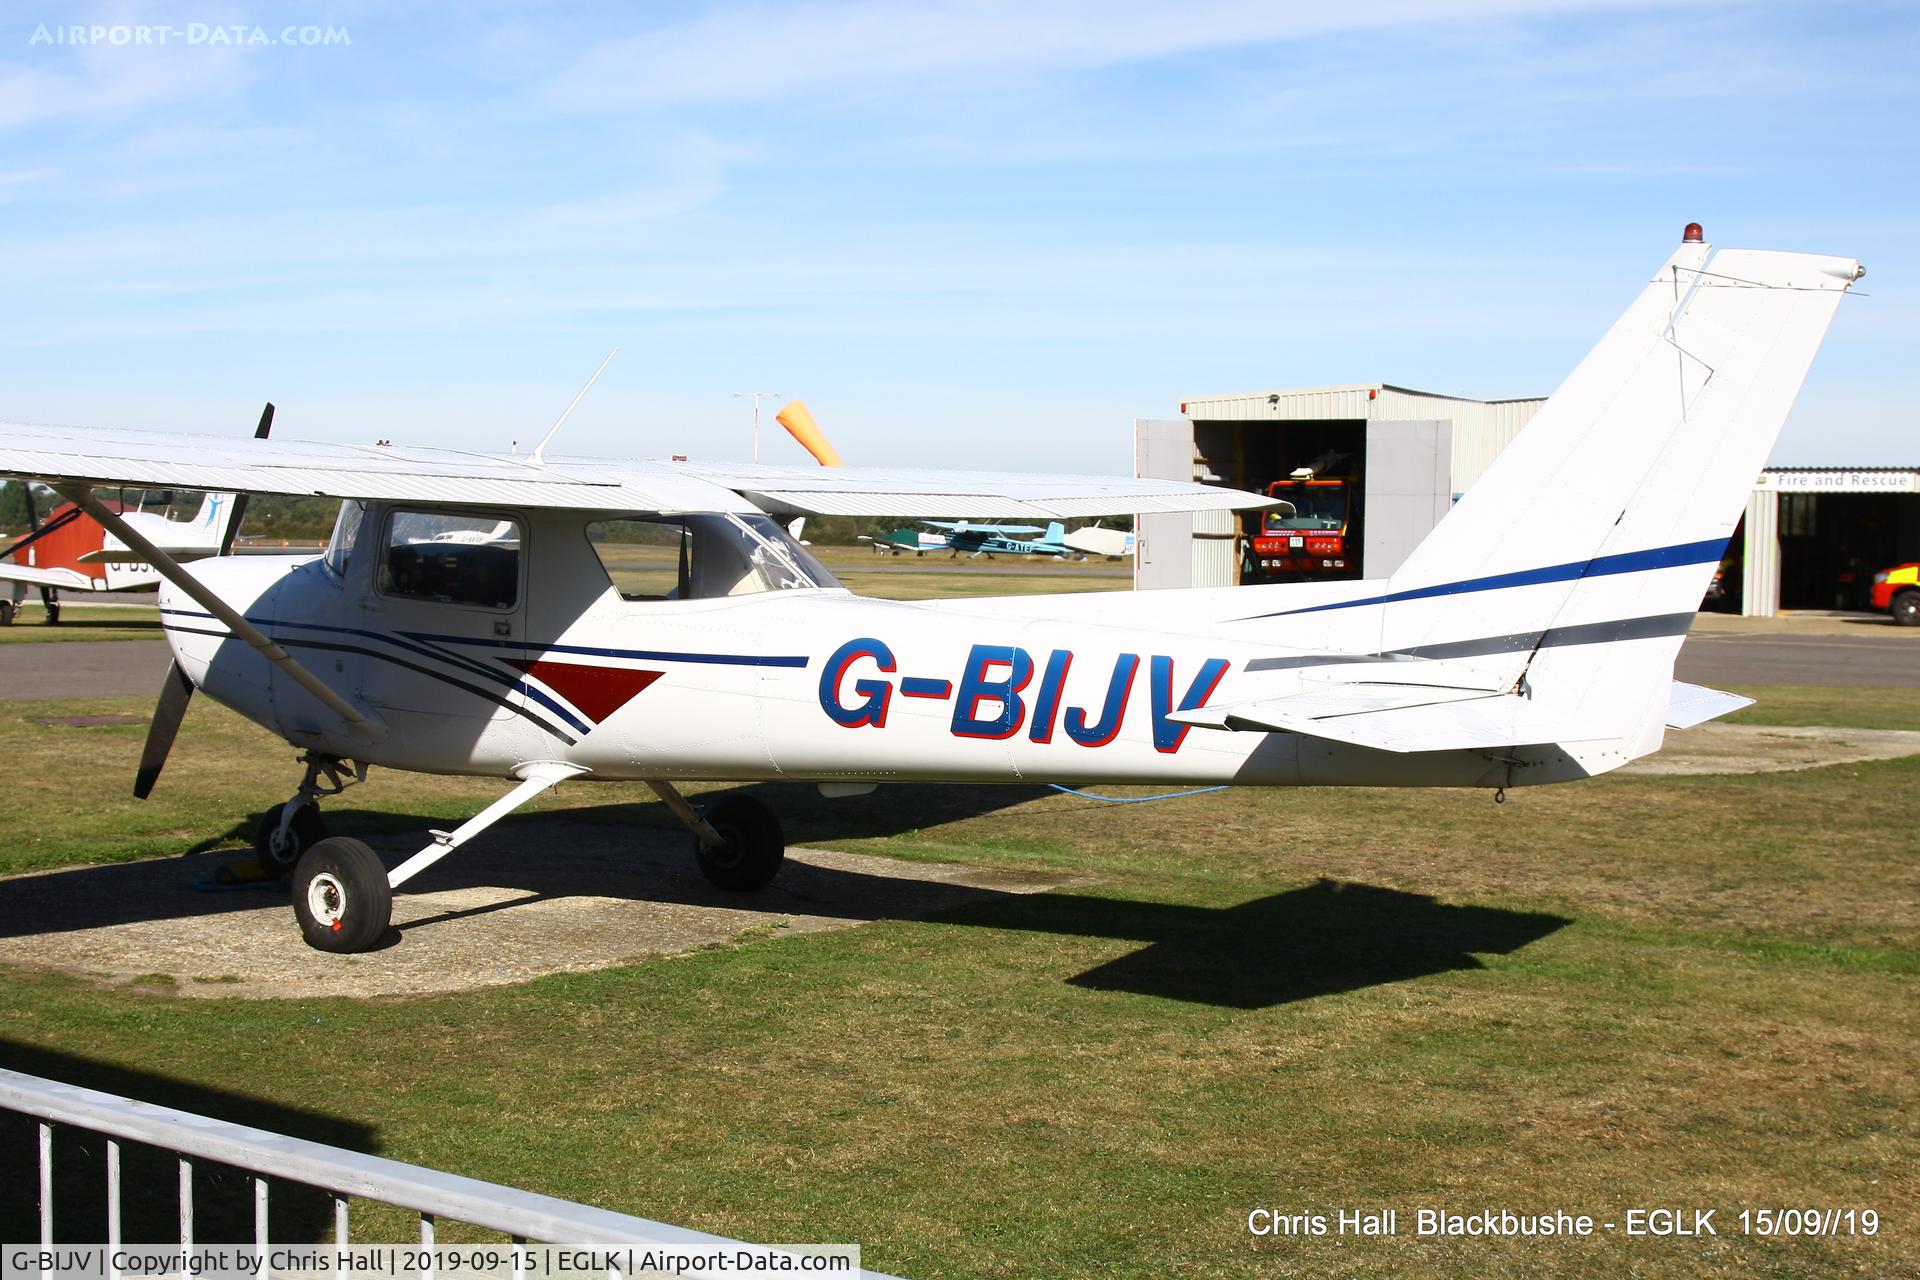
[358, 507, 528, 724]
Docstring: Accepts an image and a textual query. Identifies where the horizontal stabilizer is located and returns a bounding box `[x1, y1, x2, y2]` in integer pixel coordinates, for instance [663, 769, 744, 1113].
[0, 564, 94, 590]
[1171, 684, 1605, 754]
[1666, 681, 1754, 729]
[79, 545, 219, 565]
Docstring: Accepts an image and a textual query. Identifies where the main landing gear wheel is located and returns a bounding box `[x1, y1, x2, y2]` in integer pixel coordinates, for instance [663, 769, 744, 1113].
[293, 837, 392, 954]
[253, 803, 327, 879]
[0, 600, 13, 626]
[694, 794, 786, 891]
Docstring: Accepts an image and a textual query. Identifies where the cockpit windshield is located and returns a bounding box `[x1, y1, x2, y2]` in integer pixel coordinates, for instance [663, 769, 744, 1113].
[587, 513, 841, 601]
[324, 500, 366, 576]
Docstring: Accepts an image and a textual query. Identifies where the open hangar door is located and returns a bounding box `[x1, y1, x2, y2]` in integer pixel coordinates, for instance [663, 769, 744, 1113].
[1139, 416, 1452, 588]
[1137, 386, 1536, 591]
[1778, 491, 1920, 611]
[1741, 470, 1920, 615]
[1194, 418, 1365, 584]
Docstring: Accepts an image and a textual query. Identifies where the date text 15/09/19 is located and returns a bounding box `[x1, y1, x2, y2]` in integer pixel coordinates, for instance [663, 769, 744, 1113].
[1247, 1208, 1880, 1238]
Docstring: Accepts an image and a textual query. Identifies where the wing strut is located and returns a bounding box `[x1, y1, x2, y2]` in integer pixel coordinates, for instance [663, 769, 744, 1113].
[57, 484, 387, 744]
[387, 761, 588, 889]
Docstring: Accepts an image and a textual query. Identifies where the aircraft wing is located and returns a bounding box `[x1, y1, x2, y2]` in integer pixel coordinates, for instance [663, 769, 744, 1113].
[0, 422, 761, 512]
[0, 423, 1269, 519]
[0, 562, 95, 590]
[663, 460, 1271, 518]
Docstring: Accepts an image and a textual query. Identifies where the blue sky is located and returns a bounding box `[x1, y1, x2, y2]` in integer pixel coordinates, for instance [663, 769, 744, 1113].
[1, 0, 1914, 472]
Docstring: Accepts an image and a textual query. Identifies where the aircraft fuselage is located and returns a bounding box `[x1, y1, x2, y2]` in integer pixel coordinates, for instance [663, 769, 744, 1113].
[161, 503, 1607, 795]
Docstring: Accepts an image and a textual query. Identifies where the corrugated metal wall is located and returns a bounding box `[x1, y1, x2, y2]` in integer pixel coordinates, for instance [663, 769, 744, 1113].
[1181, 383, 1546, 493]
[1742, 490, 1780, 618]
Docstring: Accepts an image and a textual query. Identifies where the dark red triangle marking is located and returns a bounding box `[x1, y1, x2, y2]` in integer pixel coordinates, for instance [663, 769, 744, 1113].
[503, 660, 663, 724]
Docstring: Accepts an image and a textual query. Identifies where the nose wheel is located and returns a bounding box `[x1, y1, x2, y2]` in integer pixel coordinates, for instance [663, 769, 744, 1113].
[253, 752, 363, 879]
[253, 802, 328, 878]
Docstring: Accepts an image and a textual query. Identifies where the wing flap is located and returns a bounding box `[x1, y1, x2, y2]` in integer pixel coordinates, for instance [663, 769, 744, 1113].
[0, 564, 95, 590]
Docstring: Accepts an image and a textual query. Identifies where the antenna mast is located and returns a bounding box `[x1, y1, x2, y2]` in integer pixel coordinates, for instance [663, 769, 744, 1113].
[530, 347, 619, 466]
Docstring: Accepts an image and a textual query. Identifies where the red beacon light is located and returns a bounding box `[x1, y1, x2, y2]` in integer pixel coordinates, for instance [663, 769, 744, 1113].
[1682, 222, 1705, 243]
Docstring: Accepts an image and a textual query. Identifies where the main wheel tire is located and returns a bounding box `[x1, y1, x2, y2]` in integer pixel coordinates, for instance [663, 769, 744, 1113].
[292, 837, 392, 953]
[43, 601, 59, 625]
[694, 794, 786, 892]
[1893, 589, 1920, 627]
[0, 600, 13, 626]
[253, 803, 328, 879]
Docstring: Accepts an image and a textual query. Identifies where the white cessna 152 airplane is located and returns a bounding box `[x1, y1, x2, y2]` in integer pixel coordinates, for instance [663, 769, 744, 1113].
[0, 229, 1862, 954]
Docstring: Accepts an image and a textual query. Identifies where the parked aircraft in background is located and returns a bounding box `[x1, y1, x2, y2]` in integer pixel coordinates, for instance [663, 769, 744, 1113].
[865, 519, 1071, 558]
[860, 526, 951, 555]
[1063, 523, 1135, 559]
[780, 404, 1091, 561]
[0, 231, 1861, 961]
[0, 404, 274, 624]
[0, 489, 239, 623]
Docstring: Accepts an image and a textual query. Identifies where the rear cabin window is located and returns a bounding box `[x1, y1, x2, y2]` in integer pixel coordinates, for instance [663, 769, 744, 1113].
[379, 510, 522, 609]
[586, 514, 838, 601]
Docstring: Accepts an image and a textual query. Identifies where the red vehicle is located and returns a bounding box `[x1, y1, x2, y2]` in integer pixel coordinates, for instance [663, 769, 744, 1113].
[1871, 562, 1920, 626]
[1250, 472, 1352, 578]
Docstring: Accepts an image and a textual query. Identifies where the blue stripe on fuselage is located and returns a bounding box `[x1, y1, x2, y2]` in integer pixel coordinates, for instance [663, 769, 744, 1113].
[1242, 538, 1729, 619]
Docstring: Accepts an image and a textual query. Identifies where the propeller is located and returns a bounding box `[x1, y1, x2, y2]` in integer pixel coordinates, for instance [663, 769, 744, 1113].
[134, 660, 194, 798]
[217, 401, 273, 556]
[137, 401, 271, 797]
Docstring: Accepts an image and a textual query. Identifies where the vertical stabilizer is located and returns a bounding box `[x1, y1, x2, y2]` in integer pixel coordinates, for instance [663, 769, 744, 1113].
[1376, 234, 1860, 761]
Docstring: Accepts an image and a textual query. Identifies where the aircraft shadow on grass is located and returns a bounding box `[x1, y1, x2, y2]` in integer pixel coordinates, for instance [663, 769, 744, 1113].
[0, 784, 1567, 1009]
[0, 1040, 373, 1243]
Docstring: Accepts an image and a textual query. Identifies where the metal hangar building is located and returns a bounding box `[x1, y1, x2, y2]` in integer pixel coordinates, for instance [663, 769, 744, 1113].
[1132, 385, 1920, 618]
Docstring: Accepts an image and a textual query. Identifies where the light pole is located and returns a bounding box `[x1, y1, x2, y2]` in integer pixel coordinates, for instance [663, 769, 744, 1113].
[733, 391, 779, 463]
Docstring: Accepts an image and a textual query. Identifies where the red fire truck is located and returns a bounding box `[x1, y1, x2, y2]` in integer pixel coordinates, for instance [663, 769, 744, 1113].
[1249, 470, 1353, 578]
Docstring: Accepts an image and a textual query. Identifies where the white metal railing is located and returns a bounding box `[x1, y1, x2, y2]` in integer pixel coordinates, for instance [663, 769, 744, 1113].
[5, 1067, 900, 1277]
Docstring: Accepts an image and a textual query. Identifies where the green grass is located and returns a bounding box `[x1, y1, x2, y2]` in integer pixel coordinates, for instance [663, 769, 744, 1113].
[1, 693, 1914, 1277]
[0, 605, 164, 643]
[1722, 684, 1920, 731]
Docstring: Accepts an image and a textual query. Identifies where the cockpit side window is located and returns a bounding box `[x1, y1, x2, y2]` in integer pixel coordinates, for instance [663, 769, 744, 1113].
[585, 514, 839, 601]
[378, 509, 523, 609]
[324, 501, 366, 578]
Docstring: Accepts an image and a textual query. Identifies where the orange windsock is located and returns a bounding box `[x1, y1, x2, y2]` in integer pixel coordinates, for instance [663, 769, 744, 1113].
[775, 400, 843, 467]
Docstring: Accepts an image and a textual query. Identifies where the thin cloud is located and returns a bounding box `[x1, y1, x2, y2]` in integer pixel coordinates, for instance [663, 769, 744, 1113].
[530, 0, 1716, 111]
[0, 18, 254, 130]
